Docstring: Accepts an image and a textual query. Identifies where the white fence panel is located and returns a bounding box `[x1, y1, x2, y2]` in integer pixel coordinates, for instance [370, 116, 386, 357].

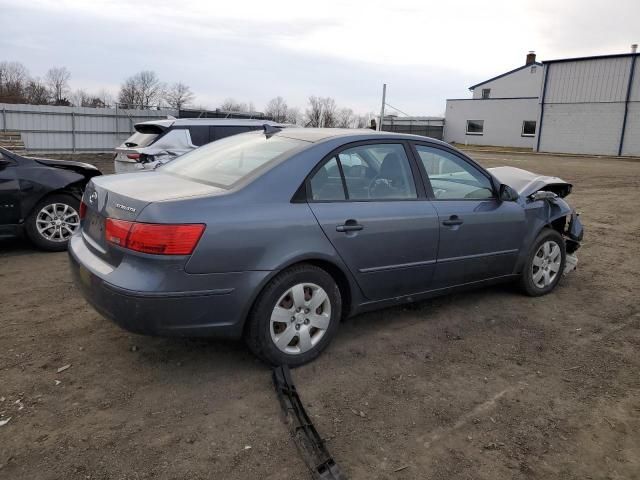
[0, 103, 177, 152]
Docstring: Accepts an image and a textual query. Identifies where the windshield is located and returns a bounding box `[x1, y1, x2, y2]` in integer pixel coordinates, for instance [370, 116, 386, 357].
[120, 131, 159, 148]
[161, 132, 306, 188]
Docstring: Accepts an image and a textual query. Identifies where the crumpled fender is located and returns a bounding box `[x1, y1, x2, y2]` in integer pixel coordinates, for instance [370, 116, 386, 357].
[513, 196, 581, 274]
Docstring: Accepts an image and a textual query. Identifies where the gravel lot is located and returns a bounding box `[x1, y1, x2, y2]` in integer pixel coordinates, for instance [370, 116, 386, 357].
[1, 150, 639, 479]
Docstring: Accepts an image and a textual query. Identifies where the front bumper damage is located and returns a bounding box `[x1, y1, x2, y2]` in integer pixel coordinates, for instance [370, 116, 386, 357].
[563, 209, 583, 275]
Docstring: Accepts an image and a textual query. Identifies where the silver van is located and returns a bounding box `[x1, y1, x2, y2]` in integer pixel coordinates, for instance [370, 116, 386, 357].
[114, 118, 287, 173]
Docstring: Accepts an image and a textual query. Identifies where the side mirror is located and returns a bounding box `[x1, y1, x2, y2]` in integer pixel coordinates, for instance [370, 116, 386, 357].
[499, 184, 519, 202]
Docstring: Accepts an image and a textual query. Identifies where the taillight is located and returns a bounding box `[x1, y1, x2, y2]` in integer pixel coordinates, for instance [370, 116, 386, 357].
[79, 201, 87, 220]
[126, 153, 141, 160]
[105, 219, 205, 255]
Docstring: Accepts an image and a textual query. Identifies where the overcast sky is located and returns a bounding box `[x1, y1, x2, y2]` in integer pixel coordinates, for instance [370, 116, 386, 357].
[1, 0, 639, 115]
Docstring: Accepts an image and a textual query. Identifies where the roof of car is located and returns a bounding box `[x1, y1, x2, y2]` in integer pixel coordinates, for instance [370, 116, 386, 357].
[275, 127, 449, 146]
[136, 118, 287, 128]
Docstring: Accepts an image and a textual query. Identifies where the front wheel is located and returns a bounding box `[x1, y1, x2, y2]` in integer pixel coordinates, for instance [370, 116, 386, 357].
[245, 264, 342, 366]
[520, 228, 566, 296]
[25, 193, 81, 251]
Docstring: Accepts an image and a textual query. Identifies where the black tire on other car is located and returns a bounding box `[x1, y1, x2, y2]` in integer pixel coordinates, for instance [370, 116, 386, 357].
[25, 193, 80, 252]
[245, 264, 342, 366]
[520, 228, 566, 297]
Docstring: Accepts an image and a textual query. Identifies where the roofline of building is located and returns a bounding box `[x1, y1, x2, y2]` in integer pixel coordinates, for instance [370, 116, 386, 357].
[543, 52, 640, 64]
[446, 96, 539, 102]
[468, 62, 543, 90]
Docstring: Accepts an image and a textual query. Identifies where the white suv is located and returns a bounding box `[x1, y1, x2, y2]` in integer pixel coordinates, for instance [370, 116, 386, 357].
[114, 118, 287, 173]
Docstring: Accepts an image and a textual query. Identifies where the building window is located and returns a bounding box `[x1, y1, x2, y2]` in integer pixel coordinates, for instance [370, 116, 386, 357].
[481, 88, 491, 99]
[466, 120, 484, 135]
[521, 120, 536, 137]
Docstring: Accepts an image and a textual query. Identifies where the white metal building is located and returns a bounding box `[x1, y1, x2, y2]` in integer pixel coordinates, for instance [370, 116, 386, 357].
[444, 52, 543, 148]
[444, 48, 640, 156]
[536, 52, 639, 156]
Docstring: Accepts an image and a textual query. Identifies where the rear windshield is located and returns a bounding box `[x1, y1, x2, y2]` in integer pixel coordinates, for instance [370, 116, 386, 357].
[120, 131, 159, 148]
[161, 132, 306, 188]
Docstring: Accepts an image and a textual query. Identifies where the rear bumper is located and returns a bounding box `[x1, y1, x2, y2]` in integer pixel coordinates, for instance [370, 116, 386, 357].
[68, 234, 270, 339]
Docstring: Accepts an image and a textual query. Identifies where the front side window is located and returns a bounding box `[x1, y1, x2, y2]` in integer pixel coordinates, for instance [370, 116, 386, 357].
[466, 120, 484, 135]
[522, 120, 536, 137]
[415, 145, 494, 200]
[161, 132, 305, 188]
[482, 88, 491, 99]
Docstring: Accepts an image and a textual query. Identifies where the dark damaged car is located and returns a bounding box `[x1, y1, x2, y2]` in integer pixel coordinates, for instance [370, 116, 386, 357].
[0, 147, 101, 250]
[69, 128, 583, 365]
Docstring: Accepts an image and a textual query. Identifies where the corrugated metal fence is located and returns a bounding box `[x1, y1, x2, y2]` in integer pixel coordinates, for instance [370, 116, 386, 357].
[0, 103, 177, 153]
[381, 116, 445, 139]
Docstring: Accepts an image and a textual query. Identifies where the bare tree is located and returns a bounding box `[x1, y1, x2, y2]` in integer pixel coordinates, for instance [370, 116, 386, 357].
[96, 88, 114, 107]
[118, 71, 163, 109]
[46, 66, 71, 105]
[320, 97, 337, 127]
[164, 82, 194, 110]
[24, 78, 50, 105]
[220, 98, 242, 112]
[285, 106, 303, 125]
[118, 77, 138, 108]
[71, 89, 89, 107]
[264, 96, 288, 122]
[305, 96, 323, 127]
[306, 96, 339, 127]
[0, 61, 29, 103]
[136, 71, 163, 108]
[336, 108, 356, 128]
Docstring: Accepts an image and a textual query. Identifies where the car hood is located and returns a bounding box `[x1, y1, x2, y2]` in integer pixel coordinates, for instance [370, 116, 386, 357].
[30, 157, 102, 175]
[488, 166, 572, 198]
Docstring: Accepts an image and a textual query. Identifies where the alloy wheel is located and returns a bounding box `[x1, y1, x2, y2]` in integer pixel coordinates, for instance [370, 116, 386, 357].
[532, 240, 561, 288]
[270, 283, 332, 355]
[36, 203, 80, 242]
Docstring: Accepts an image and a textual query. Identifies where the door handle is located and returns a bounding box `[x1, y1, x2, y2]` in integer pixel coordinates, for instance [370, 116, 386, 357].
[442, 215, 463, 226]
[336, 219, 363, 232]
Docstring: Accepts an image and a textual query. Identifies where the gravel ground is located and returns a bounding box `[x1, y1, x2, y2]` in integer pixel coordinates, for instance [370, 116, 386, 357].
[1, 150, 639, 479]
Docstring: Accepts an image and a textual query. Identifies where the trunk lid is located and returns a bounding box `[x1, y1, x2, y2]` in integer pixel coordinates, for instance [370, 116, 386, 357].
[81, 171, 225, 260]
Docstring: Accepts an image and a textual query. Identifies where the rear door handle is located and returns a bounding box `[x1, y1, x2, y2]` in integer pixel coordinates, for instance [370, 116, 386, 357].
[336, 219, 363, 232]
[442, 215, 463, 226]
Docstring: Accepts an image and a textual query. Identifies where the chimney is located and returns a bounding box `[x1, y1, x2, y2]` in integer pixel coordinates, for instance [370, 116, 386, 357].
[632, 44, 638, 54]
[526, 51, 537, 65]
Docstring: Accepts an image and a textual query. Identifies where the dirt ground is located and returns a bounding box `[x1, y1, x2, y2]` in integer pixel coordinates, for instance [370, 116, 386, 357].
[1, 150, 639, 480]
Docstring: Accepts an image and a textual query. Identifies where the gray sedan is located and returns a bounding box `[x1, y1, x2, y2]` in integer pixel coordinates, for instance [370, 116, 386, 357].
[69, 128, 583, 365]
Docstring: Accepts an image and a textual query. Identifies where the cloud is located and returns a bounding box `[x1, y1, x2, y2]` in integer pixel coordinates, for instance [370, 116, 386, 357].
[1, 0, 639, 115]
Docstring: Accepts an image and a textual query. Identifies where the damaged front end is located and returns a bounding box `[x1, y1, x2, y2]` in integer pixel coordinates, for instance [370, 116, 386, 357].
[490, 166, 584, 275]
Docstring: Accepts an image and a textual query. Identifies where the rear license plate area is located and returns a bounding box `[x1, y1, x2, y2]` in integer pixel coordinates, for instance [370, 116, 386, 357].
[84, 209, 105, 243]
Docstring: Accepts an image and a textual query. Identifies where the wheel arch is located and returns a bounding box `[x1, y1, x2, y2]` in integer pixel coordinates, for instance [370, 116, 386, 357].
[240, 255, 359, 337]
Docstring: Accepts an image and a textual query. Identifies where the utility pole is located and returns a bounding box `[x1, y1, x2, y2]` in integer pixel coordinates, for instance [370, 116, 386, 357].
[378, 83, 386, 131]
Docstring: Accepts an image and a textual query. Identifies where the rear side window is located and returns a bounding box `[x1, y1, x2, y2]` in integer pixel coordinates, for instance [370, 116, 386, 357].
[210, 126, 255, 141]
[161, 133, 305, 188]
[309, 157, 346, 201]
[309, 144, 417, 201]
[188, 126, 210, 146]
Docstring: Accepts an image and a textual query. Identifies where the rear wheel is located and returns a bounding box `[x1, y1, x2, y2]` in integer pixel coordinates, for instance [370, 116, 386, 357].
[245, 264, 341, 366]
[520, 228, 566, 296]
[25, 193, 80, 251]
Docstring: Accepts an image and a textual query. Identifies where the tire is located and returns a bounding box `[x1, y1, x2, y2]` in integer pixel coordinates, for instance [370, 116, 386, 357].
[520, 228, 566, 297]
[245, 264, 342, 366]
[25, 193, 80, 252]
